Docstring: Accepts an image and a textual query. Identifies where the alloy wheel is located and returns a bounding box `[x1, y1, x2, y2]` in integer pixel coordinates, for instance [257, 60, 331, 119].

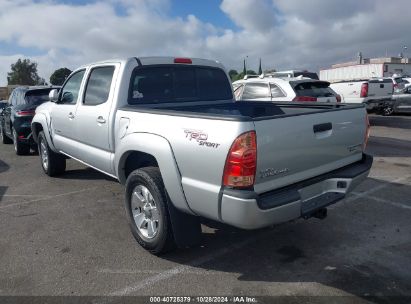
[131, 185, 160, 240]
[40, 140, 49, 170]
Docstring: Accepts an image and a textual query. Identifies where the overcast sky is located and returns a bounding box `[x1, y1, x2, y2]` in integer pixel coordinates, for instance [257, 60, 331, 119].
[0, 0, 409, 85]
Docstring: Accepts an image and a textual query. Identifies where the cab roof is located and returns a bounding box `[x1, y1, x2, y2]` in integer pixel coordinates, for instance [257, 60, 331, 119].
[79, 57, 225, 70]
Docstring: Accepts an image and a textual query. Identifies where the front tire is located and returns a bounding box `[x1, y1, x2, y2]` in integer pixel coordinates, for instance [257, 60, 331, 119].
[38, 131, 66, 176]
[125, 167, 176, 255]
[13, 128, 30, 155]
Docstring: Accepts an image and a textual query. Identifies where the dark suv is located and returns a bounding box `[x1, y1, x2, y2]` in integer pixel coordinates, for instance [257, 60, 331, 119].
[0, 86, 59, 155]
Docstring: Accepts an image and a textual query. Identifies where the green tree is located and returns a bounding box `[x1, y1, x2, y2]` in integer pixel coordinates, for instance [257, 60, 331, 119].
[50, 68, 72, 85]
[228, 69, 238, 82]
[7, 58, 44, 85]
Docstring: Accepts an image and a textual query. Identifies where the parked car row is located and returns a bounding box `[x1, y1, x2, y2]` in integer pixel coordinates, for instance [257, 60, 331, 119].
[1, 57, 372, 255]
[0, 86, 59, 154]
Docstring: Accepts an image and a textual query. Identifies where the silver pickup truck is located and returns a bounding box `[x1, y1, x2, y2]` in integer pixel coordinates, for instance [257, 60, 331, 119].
[31, 57, 373, 254]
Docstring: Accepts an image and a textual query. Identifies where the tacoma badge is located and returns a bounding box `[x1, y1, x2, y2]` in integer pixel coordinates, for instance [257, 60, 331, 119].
[260, 168, 289, 178]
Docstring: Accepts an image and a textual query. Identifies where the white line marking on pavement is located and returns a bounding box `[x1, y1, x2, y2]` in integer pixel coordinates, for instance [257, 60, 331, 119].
[99, 269, 219, 275]
[0, 187, 100, 209]
[109, 234, 265, 296]
[351, 192, 411, 210]
[2, 194, 48, 197]
[344, 176, 410, 203]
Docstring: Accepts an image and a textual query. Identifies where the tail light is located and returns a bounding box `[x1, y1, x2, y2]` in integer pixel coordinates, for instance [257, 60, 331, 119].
[336, 94, 341, 103]
[360, 83, 368, 98]
[393, 83, 398, 93]
[16, 110, 35, 117]
[223, 131, 257, 189]
[293, 96, 317, 102]
[174, 58, 192, 64]
[363, 114, 371, 151]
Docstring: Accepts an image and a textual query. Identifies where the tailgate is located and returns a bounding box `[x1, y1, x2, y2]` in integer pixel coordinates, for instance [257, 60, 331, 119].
[368, 79, 393, 98]
[253, 107, 366, 194]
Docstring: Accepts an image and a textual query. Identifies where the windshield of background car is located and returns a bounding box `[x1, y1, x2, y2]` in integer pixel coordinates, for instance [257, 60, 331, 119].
[293, 81, 335, 97]
[128, 66, 233, 104]
[25, 89, 53, 106]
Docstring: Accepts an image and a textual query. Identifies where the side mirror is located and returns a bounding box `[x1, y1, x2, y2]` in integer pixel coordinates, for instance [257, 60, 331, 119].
[49, 89, 59, 102]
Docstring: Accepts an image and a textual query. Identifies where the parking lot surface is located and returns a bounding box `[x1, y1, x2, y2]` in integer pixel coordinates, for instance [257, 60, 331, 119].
[0, 114, 410, 302]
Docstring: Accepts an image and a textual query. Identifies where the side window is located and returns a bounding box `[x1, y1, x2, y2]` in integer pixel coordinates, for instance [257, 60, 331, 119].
[16, 91, 23, 105]
[11, 90, 19, 106]
[59, 70, 86, 104]
[84, 66, 115, 105]
[8, 90, 15, 105]
[270, 83, 286, 98]
[242, 83, 270, 99]
[8, 90, 14, 106]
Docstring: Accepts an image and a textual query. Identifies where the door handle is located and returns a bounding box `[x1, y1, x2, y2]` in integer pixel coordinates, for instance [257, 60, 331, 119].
[313, 122, 332, 133]
[68, 112, 75, 119]
[96, 116, 106, 124]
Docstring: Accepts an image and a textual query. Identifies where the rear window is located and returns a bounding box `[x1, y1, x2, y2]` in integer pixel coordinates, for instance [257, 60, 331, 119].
[369, 79, 393, 84]
[128, 66, 232, 104]
[294, 72, 319, 80]
[294, 82, 335, 98]
[25, 89, 53, 105]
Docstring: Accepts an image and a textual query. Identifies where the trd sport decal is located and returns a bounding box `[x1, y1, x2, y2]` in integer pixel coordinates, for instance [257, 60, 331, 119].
[184, 129, 220, 149]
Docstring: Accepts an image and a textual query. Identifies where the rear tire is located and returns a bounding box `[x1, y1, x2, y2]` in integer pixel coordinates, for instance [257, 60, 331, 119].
[38, 131, 66, 176]
[0, 125, 12, 144]
[382, 105, 394, 116]
[13, 128, 30, 155]
[125, 167, 176, 255]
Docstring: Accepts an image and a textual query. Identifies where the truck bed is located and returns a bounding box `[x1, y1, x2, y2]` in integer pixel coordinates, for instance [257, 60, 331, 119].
[122, 101, 364, 121]
[121, 100, 367, 197]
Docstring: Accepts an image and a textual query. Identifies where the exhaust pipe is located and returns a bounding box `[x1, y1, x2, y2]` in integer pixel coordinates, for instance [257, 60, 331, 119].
[313, 208, 327, 220]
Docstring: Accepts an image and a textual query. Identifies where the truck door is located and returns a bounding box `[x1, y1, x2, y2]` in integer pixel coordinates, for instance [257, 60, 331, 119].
[72, 65, 118, 174]
[51, 69, 86, 155]
[394, 87, 411, 113]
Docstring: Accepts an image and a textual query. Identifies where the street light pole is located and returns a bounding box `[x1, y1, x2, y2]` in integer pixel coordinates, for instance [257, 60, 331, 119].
[404, 46, 408, 62]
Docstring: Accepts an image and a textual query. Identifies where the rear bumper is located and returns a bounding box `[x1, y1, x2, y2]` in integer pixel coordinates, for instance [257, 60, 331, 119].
[15, 126, 35, 146]
[220, 154, 373, 230]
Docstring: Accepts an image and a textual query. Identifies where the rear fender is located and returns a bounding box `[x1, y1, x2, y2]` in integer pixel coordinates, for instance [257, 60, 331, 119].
[115, 132, 194, 215]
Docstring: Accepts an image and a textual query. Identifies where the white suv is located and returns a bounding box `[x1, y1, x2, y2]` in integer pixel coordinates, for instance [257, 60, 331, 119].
[233, 76, 340, 103]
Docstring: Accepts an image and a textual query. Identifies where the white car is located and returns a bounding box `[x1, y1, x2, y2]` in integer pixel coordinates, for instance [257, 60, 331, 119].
[401, 77, 411, 89]
[233, 76, 340, 103]
[387, 76, 408, 91]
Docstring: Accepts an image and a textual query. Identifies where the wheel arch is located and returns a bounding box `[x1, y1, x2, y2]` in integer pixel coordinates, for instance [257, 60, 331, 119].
[115, 132, 193, 215]
[31, 113, 58, 152]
